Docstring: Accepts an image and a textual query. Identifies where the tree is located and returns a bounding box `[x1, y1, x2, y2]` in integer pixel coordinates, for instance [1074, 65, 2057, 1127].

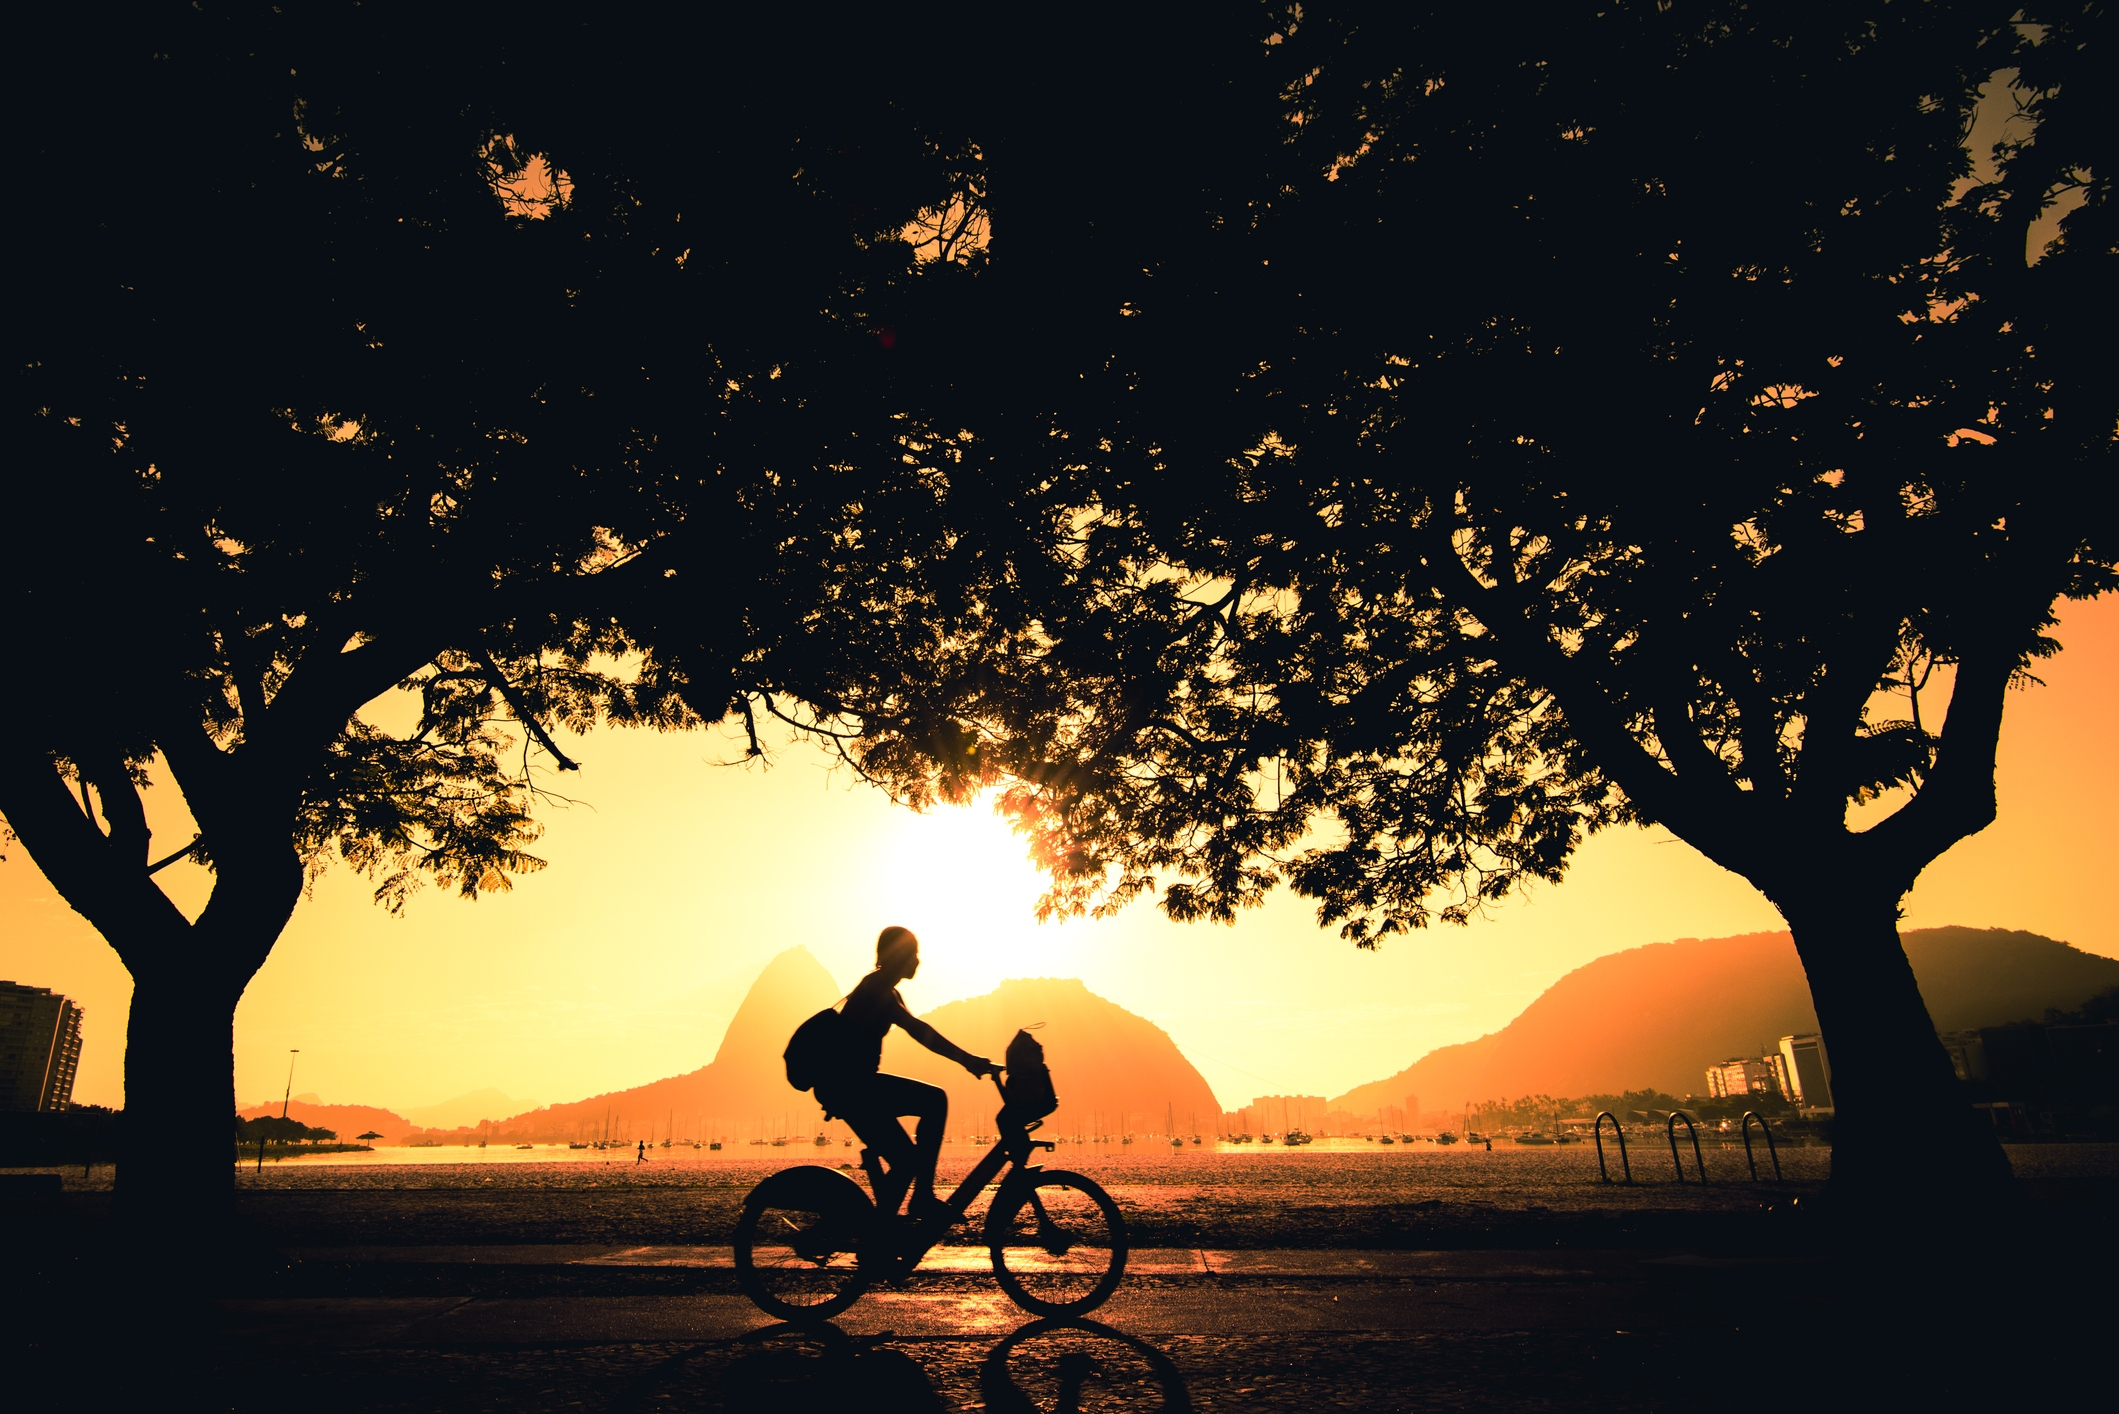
[4, 5, 1034, 1231]
[981, 3, 2113, 1200]
[233, 1115, 322, 1147]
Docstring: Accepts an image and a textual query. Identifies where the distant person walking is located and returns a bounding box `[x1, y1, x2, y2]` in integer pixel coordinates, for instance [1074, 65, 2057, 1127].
[636, 1139, 647, 1163]
[815, 926, 994, 1220]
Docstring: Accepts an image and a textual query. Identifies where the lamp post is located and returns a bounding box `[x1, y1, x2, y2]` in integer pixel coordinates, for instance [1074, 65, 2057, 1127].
[281, 1049, 300, 1119]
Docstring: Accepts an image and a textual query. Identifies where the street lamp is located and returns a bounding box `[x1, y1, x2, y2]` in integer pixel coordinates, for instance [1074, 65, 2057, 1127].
[281, 1049, 301, 1119]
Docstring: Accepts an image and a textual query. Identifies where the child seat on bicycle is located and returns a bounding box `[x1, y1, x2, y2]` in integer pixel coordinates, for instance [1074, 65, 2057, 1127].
[999, 1027, 1059, 1128]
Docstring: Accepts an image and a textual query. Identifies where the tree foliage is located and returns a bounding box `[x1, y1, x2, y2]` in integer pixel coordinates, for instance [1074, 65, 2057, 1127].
[234, 1115, 334, 1145]
[2, 3, 1060, 1219]
[970, 2, 2113, 943]
[6, 4, 1034, 944]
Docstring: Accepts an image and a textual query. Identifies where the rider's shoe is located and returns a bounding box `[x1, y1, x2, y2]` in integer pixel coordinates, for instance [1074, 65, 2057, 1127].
[908, 1192, 954, 1226]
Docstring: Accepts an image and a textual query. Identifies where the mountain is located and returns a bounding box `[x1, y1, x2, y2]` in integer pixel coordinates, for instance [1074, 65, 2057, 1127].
[880, 977, 1224, 1138]
[400, 1088, 541, 1131]
[1330, 926, 2119, 1117]
[486, 945, 842, 1143]
[478, 960, 1223, 1144]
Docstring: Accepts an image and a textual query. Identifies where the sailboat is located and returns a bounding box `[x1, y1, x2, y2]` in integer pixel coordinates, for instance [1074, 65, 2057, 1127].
[1281, 1097, 1313, 1146]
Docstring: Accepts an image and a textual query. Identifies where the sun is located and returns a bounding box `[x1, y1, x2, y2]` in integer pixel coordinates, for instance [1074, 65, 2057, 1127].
[855, 794, 1072, 1004]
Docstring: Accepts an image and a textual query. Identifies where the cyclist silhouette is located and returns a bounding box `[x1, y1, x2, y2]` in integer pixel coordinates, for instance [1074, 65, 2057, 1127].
[817, 927, 993, 1221]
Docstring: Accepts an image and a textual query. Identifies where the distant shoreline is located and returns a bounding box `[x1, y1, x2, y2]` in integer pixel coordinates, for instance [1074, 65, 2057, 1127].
[234, 1143, 376, 1161]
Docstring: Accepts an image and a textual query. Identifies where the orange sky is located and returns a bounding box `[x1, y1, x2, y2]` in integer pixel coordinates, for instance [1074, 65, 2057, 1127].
[5, 596, 2113, 1116]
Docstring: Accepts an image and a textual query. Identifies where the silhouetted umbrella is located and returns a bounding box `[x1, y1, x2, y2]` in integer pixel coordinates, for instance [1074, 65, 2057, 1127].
[356, 1131, 382, 1142]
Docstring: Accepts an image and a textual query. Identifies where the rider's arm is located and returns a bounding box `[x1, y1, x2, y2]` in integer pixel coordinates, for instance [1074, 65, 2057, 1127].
[891, 991, 993, 1075]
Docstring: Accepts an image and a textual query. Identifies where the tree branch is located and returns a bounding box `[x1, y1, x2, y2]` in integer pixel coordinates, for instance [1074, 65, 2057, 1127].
[261, 632, 449, 759]
[80, 749, 151, 867]
[147, 833, 205, 875]
[0, 744, 192, 960]
[476, 648, 580, 771]
[1409, 514, 1748, 864]
[1720, 647, 1789, 799]
[1860, 640, 2016, 887]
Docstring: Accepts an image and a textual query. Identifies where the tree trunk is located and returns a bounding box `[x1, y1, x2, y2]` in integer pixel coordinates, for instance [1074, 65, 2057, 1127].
[113, 965, 247, 1243]
[1779, 883, 2014, 1207]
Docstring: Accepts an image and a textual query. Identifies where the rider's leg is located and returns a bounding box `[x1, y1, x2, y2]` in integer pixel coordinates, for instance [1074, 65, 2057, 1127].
[867, 1074, 949, 1207]
[835, 1103, 917, 1214]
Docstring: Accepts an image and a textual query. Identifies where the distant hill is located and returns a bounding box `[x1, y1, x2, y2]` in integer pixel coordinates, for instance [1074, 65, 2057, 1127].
[1330, 927, 2119, 1117]
[400, 1087, 540, 1131]
[487, 945, 842, 1143]
[474, 960, 1223, 1145]
[881, 977, 1224, 1138]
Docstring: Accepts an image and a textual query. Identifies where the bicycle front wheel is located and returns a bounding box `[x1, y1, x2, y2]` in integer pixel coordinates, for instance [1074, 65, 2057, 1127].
[734, 1166, 873, 1322]
[986, 1169, 1128, 1317]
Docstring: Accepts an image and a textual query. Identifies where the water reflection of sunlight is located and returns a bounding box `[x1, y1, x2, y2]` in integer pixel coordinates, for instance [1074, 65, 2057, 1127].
[859, 796, 1076, 1004]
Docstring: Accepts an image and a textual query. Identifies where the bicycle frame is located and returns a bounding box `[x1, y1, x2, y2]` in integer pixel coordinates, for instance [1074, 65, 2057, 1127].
[861, 1073, 1053, 1266]
[736, 1068, 1126, 1322]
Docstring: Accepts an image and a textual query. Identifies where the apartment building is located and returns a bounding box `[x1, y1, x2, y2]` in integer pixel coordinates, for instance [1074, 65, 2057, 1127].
[1703, 1055, 1786, 1100]
[0, 982, 84, 1112]
[1777, 1033, 1834, 1118]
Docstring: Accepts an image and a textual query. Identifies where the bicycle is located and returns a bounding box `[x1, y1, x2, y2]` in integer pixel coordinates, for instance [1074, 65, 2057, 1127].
[734, 1071, 1129, 1323]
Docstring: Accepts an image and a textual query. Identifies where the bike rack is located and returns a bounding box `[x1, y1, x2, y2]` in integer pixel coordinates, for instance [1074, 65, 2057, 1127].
[1740, 1111, 1782, 1183]
[1666, 1112, 1707, 1184]
[1593, 1112, 1631, 1185]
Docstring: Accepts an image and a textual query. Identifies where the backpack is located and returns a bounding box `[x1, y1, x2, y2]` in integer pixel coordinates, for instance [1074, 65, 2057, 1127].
[784, 1005, 845, 1093]
[1004, 1027, 1059, 1120]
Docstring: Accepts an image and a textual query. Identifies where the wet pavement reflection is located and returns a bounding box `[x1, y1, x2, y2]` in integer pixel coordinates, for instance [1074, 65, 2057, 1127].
[611, 1317, 1191, 1413]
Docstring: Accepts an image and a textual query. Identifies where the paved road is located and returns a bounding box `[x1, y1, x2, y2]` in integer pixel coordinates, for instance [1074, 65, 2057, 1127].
[206, 1242, 2043, 1411]
[227, 1245, 1812, 1346]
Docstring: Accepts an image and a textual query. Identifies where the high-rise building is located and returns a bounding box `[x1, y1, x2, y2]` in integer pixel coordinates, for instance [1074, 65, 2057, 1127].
[1777, 1033, 1834, 1117]
[0, 982, 85, 1112]
[1704, 1056, 1784, 1100]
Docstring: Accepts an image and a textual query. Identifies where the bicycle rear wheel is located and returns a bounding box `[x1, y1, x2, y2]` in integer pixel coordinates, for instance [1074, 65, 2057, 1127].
[734, 1166, 873, 1322]
[986, 1169, 1128, 1317]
